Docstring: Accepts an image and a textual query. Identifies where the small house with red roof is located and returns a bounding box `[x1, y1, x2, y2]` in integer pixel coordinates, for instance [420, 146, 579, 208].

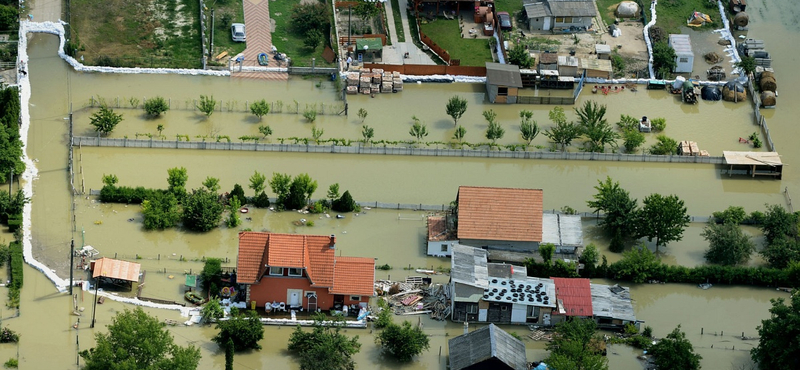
[550, 277, 639, 330]
[236, 231, 375, 311]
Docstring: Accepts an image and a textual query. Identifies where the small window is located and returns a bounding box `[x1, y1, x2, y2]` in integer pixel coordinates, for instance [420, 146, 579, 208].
[498, 87, 508, 96]
[573, 17, 581, 23]
[679, 57, 689, 63]
[440, 244, 448, 252]
[563, 17, 572, 23]
[350, 295, 361, 301]
[288, 268, 302, 277]
[466, 304, 478, 314]
[269, 267, 283, 276]
[555, 17, 564, 23]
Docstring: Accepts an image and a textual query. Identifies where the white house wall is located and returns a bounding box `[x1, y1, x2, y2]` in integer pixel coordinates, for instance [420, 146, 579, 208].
[511, 304, 527, 323]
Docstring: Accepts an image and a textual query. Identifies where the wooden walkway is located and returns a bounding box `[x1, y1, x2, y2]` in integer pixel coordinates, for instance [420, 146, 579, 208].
[231, 0, 288, 81]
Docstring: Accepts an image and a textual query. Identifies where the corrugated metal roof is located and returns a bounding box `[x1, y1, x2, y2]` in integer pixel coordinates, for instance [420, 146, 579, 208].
[546, 0, 597, 17]
[590, 283, 636, 322]
[595, 44, 611, 54]
[541, 213, 560, 245]
[448, 324, 528, 370]
[551, 277, 593, 316]
[456, 186, 543, 242]
[524, 1, 550, 18]
[92, 257, 141, 282]
[559, 214, 583, 246]
[668, 34, 693, 55]
[451, 245, 490, 287]
[486, 62, 523, 88]
[558, 55, 578, 67]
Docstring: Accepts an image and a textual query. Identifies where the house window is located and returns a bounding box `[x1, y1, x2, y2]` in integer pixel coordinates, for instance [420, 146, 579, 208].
[269, 267, 283, 276]
[466, 304, 478, 314]
[679, 57, 689, 63]
[498, 87, 508, 96]
[288, 268, 302, 277]
[555, 17, 564, 23]
[440, 244, 449, 252]
[573, 17, 581, 23]
[350, 295, 361, 301]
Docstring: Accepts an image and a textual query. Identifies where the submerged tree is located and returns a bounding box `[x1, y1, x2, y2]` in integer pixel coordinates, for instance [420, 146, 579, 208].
[702, 221, 755, 265]
[576, 101, 617, 153]
[636, 193, 690, 252]
[545, 318, 608, 370]
[751, 294, 800, 369]
[143, 96, 169, 117]
[90, 106, 123, 136]
[376, 321, 430, 362]
[361, 125, 374, 144]
[445, 96, 468, 127]
[213, 308, 264, 351]
[288, 312, 361, 370]
[650, 326, 701, 370]
[587, 177, 638, 252]
[197, 95, 216, 117]
[519, 110, 539, 146]
[250, 99, 270, 120]
[409, 116, 428, 143]
[182, 188, 224, 232]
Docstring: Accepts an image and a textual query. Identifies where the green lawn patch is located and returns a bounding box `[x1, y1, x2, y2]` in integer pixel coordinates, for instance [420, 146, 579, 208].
[654, 0, 720, 34]
[390, 0, 405, 42]
[595, 0, 623, 26]
[210, 1, 247, 61]
[69, 0, 202, 68]
[270, 0, 335, 67]
[419, 18, 492, 67]
[493, 0, 524, 16]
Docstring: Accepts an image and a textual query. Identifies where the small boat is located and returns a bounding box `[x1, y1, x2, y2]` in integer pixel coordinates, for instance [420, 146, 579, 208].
[240, 207, 249, 213]
[357, 309, 370, 321]
[185, 291, 204, 305]
[258, 53, 269, 66]
[698, 283, 713, 290]
[336, 214, 345, 219]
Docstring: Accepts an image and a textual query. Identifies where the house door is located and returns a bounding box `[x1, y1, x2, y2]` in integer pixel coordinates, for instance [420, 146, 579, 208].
[333, 294, 345, 310]
[543, 17, 551, 31]
[288, 289, 302, 309]
[307, 293, 317, 312]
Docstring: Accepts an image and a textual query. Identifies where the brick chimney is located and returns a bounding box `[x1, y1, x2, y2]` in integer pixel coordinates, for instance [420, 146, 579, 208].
[329, 235, 336, 249]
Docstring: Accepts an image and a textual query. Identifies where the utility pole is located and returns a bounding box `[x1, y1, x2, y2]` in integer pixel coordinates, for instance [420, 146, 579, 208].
[90, 278, 99, 328]
[210, 8, 215, 58]
[348, 5, 352, 46]
[69, 239, 74, 295]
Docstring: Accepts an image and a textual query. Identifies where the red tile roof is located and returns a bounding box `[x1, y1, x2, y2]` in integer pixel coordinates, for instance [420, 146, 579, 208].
[428, 216, 455, 241]
[456, 186, 543, 242]
[551, 277, 593, 317]
[332, 256, 376, 296]
[237, 232, 374, 296]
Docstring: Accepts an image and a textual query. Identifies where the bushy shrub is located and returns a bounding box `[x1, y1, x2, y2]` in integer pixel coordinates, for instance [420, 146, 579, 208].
[252, 191, 270, 208]
[332, 190, 357, 212]
[143, 96, 169, 117]
[99, 185, 160, 204]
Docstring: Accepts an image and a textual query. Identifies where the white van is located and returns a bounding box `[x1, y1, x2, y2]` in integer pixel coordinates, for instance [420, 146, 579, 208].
[231, 23, 246, 42]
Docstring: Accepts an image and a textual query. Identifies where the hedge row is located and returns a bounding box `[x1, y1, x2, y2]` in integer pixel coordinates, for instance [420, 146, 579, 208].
[8, 242, 22, 308]
[99, 185, 163, 204]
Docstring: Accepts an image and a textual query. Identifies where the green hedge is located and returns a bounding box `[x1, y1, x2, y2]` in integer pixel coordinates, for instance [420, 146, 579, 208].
[9, 242, 22, 290]
[99, 185, 162, 204]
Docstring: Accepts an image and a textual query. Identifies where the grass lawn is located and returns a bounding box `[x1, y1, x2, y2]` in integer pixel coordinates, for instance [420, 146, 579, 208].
[210, 1, 246, 60]
[595, 0, 622, 26]
[493, 0, 524, 16]
[70, 0, 202, 68]
[390, 0, 405, 42]
[270, 0, 335, 67]
[419, 18, 492, 67]
[654, 0, 720, 34]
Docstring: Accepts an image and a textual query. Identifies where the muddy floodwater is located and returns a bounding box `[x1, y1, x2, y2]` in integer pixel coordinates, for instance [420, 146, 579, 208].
[9, 0, 800, 368]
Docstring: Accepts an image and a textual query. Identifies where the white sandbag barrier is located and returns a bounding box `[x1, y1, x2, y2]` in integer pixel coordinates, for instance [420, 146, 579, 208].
[643, 0, 658, 78]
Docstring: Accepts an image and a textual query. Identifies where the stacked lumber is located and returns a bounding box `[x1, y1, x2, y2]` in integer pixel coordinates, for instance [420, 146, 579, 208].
[679, 141, 701, 156]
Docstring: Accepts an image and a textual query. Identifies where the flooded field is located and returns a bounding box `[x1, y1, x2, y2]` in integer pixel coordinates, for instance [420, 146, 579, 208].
[11, 0, 800, 368]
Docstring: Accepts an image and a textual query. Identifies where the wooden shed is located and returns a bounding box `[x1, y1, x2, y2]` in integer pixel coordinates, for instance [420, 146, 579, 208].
[579, 58, 612, 79]
[485, 63, 523, 104]
[537, 52, 559, 73]
[595, 44, 611, 60]
[557, 55, 579, 77]
[668, 34, 693, 73]
[723, 151, 783, 179]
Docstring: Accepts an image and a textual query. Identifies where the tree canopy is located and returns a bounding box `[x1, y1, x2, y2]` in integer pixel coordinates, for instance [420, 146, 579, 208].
[80, 307, 200, 370]
[445, 96, 468, 126]
[181, 188, 224, 232]
[636, 193, 690, 251]
[586, 177, 638, 252]
[702, 221, 755, 265]
[507, 43, 534, 69]
[545, 318, 608, 370]
[90, 106, 123, 135]
[141, 191, 180, 230]
[650, 326, 701, 370]
[143, 96, 169, 117]
[288, 313, 361, 370]
[751, 293, 800, 369]
[213, 308, 264, 351]
[575, 101, 617, 153]
[376, 321, 430, 362]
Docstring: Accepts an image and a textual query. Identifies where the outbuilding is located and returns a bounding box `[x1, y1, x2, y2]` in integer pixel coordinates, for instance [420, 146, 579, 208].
[448, 324, 528, 370]
[668, 34, 694, 73]
[485, 63, 523, 104]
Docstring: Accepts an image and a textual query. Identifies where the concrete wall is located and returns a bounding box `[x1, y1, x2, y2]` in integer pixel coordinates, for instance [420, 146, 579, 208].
[427, 240, 457, 257]
[528, 17, 547, 32]
[459, 238, 539, 252]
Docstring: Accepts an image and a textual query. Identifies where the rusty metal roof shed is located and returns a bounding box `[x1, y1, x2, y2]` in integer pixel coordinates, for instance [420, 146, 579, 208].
[92, 257, 141, 282]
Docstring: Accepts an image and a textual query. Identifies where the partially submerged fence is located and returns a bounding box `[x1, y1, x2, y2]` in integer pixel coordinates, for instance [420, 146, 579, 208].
[747, 76, 776, 152]
[363, 63, 486, 76]
[88, 96, 345, 115]
[73, 136, 726, 165]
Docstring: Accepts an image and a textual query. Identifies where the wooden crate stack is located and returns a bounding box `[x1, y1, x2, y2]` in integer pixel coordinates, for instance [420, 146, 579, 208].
[345, 69, 404, 95]
[679, 140, 702, 156]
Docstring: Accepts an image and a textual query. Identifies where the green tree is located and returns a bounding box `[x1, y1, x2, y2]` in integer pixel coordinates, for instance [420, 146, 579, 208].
[197, 95, 216, 117]
[735, 55, 757, 76]
[249, 171, 267, 195]
[141, 192, 180, 230]
[546, 318, 608, 370]
[102, 174, 119, 187]
[608, 244, 660, 283]
[269, 173, 293, 208]
[760, 236, 800, 269]
[327, 183, 340, 205]
[250, 99, 270, 120]
[182, 188, 224, 232]
[544, 121, 581, 152]
[290, 2, 331, 36]
[293, 173, 318, 204]
[485, 121, 505, 144]
[751, 294, 800, 369]
[304, 29, 323, 50]
[508, 43, 534, 68]
[354, 0, 381, 20]
[760, 204, 797, 245]
[167, 167, 188, 200]
[213, 308, 264, 351]
[652, 41, 677, 77]
[649, 134, 678, 155]
[374, 298, 393, 329]
[332, 190, 357, 212]
[376, 321, 430, 362]
[575, 101, 617, 152]
[0, 85, 24, 182]
[200, 258, 222, 295]
[712, 206, 747, 224]
[702, 221, 755, 265]
[637, 193, 690, 252]
[202, 176, 221, 193]
[225, 338, 234, 370]
[157, 124, 165, 136]
[445, 96, 468, 127]
[539, 243, 555, 265]
[650, 326, 701, 370]
[202, 298, 225, 323]
[0, 5, 18, 31]
[519, 110, 539, 145]
[452, 125, 467, 144]
[357, 108, 368, 124]
[258, 125, 273, 139]
[80, 308, 200, 370]
[90, 106, 123, 136]
[586, 177, 639, 252]
[288, 312, 361, 370]
[361, 125, 374, 144]
[549, 106, 567, 126]
[229, 184, 247, 207]
[579, 244, 600, 277]
[621, 128, 645, 154]
[303, 109, 317, 123]
[227, 196, 242, 228]
[409, 117, 428, 143]
[651, 117, 667, 131]
[311, 126, 324, 144]
[143, 96, 169, 117]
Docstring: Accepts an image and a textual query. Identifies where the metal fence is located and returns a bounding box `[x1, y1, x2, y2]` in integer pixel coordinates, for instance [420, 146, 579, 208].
[74, 136, 727, 164]
[88, 96, 345, 115]
[288, 67, 339, 75]
[747, 76, 776, 152]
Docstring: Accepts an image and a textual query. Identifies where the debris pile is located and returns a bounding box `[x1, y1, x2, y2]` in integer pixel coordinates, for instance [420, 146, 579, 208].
[374, 277, 451, 320]
[345, 69, 403, 95]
